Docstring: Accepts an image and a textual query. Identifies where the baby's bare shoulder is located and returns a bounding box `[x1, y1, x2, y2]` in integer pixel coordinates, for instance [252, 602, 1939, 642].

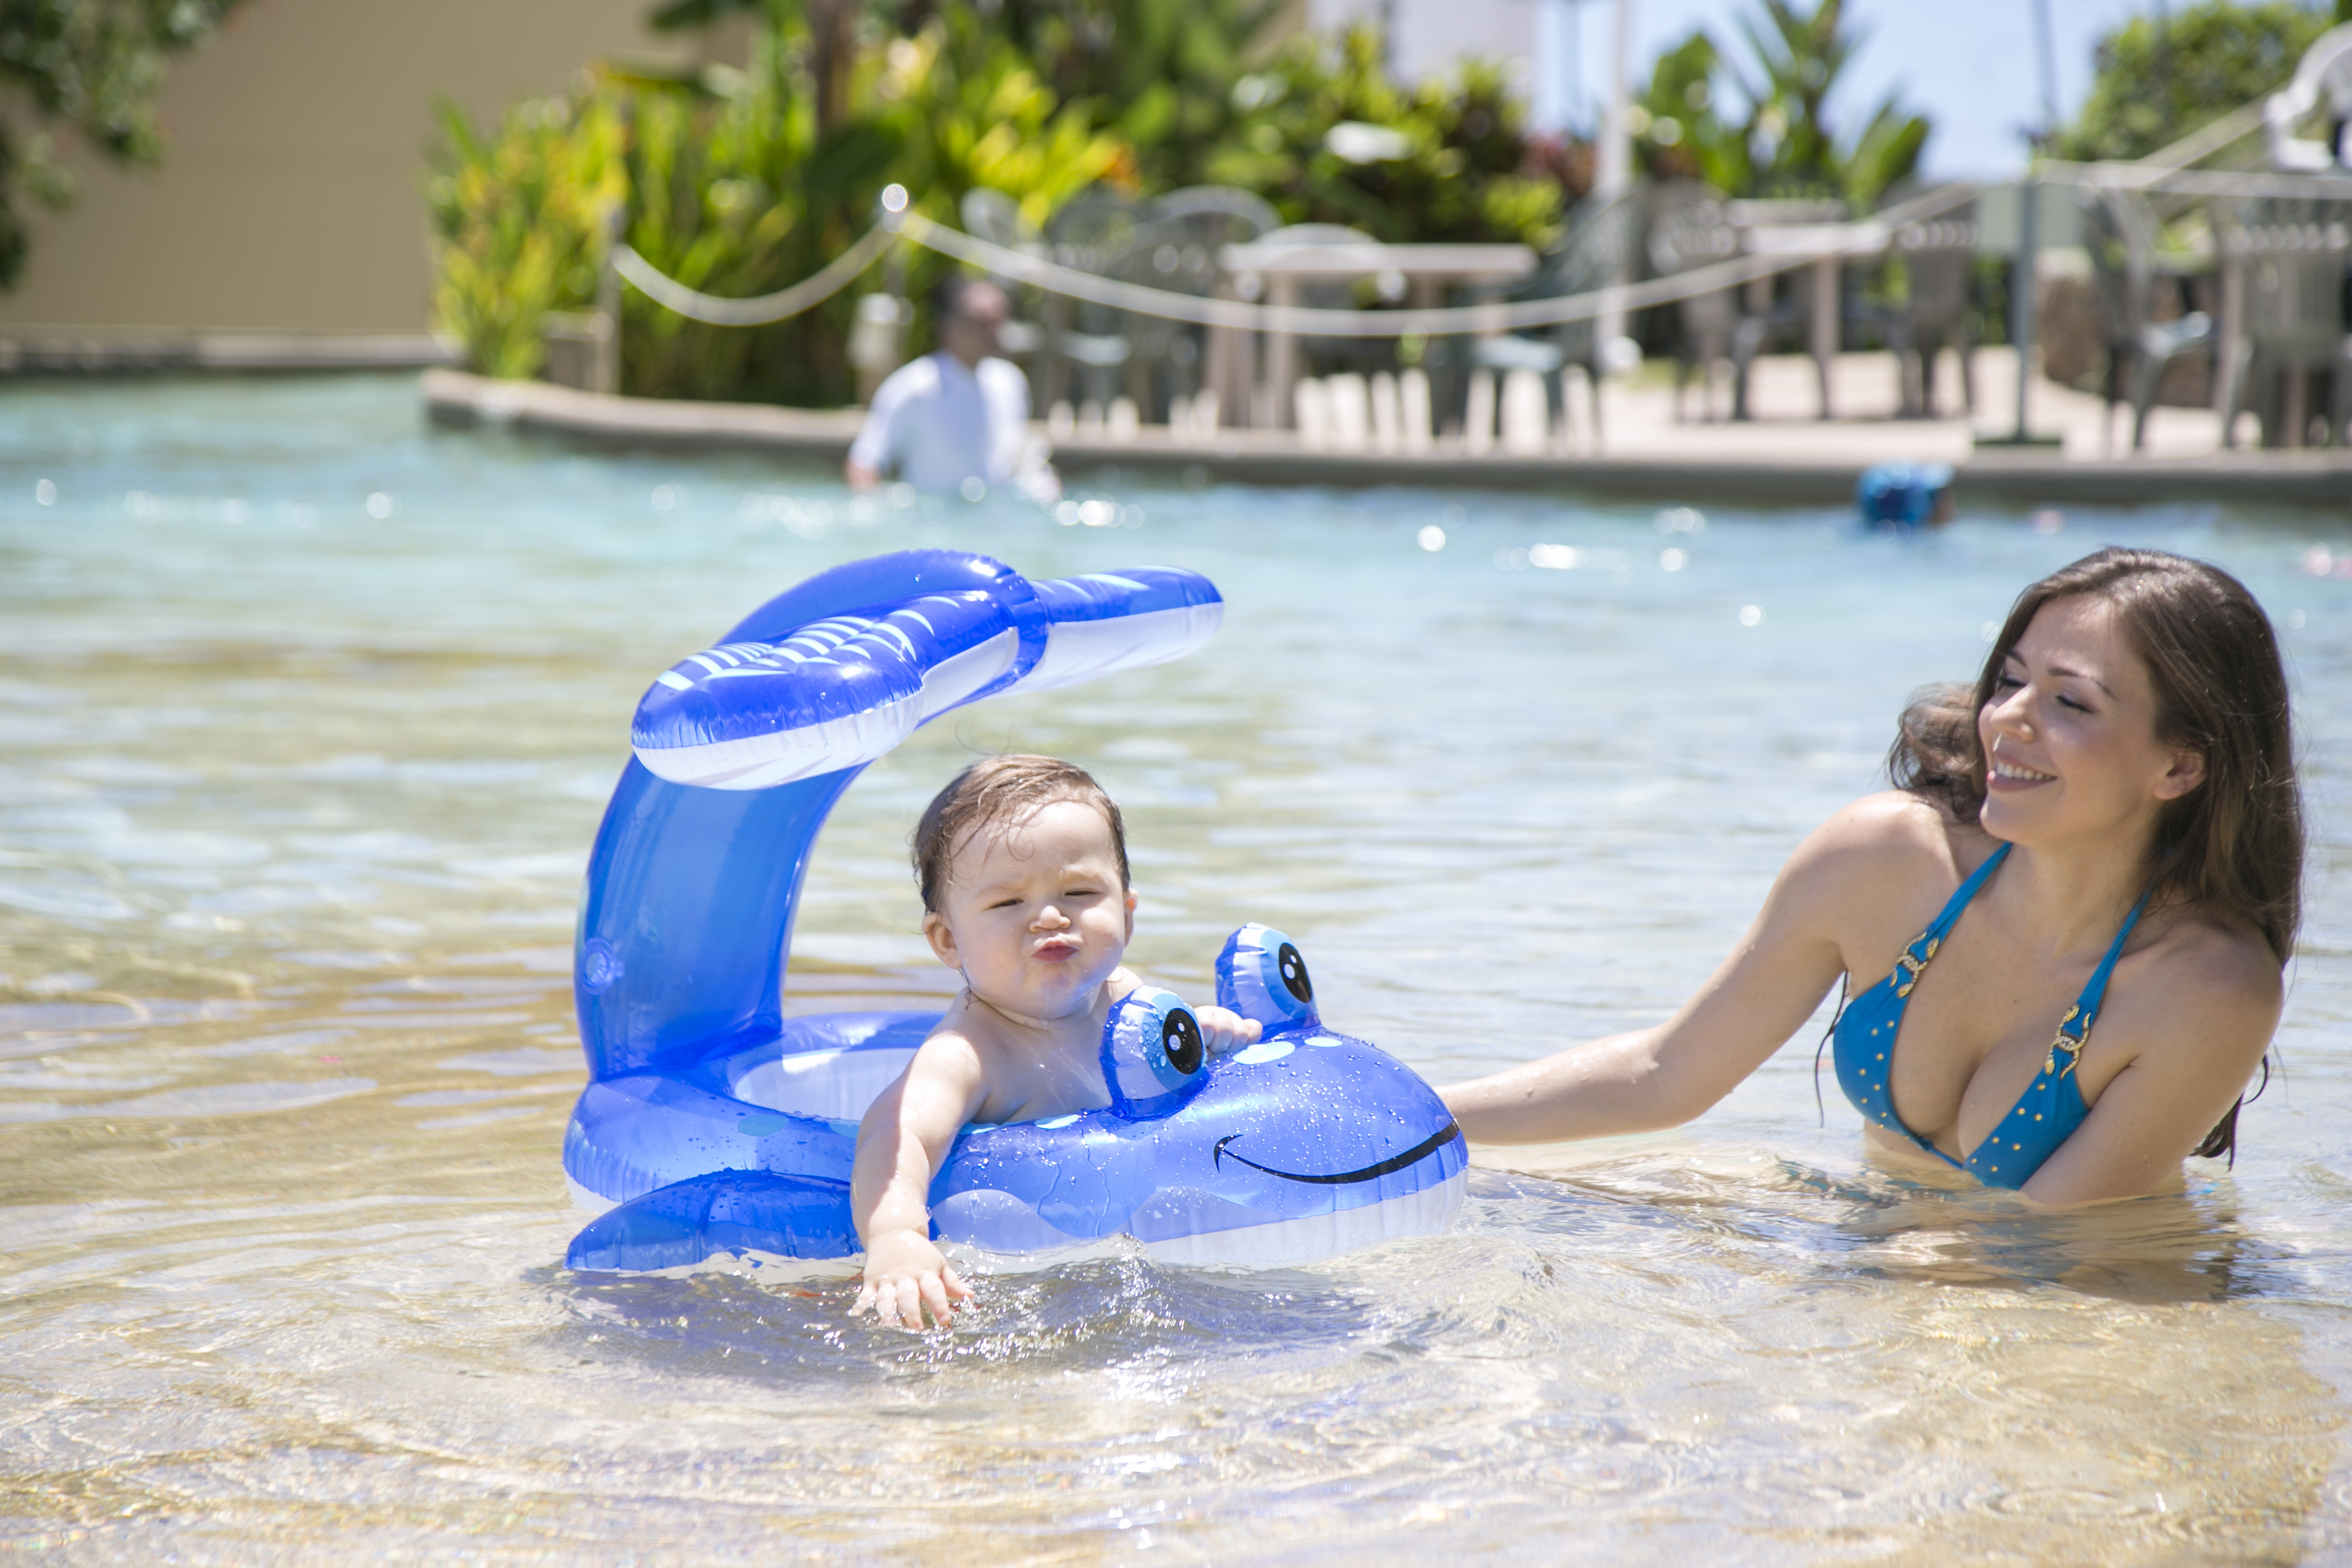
[911, 1006, 997, 1083]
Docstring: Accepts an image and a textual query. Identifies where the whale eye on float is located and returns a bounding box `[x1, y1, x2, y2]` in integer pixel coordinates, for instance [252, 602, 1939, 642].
[1162, 1006, 1205, 1076]
[1277, 941, 1311, 1004]
[1215, 924, 1321, 1031]
[1101, 988, 1212, 1117]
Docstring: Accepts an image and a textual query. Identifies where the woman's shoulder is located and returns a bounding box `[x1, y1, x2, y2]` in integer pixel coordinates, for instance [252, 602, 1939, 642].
[2131, 902, 2284, 1035]
[1793, 789, 1991, 886]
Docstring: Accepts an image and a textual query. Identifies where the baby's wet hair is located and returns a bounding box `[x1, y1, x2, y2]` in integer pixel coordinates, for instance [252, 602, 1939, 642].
[912, 754, 1129, 913]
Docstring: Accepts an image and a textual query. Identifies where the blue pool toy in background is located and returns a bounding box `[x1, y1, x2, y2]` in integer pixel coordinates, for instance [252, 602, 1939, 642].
[1855, 460, 1955, 529]
[562, 550, 1466, 1274]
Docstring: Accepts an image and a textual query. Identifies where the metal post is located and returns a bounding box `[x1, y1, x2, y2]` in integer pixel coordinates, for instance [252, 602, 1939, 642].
[1594, 0, 1634, 366]
[2008, 173, 2038, 442]
[595, 204, 625, 399]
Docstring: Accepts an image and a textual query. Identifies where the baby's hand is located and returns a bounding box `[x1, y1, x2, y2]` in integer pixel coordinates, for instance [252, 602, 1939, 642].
[852, 1228, 973, 1330]
[1193, 1004, 1261, 1056]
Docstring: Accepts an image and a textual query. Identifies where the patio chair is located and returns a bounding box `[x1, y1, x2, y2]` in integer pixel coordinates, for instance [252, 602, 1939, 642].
[1849, 203, 1980, 420]
[1136, 188, 1280, 421]
[2080, 184, 2215, 451]
[1469, 189, 1647, 445]
[1723, 197, 1847, 420]
[1042, 191, 1150, 413]
[2215, 195, 2352, 448]
[1646, 182, 1741, 421]
[2266, 23, 2352, 172]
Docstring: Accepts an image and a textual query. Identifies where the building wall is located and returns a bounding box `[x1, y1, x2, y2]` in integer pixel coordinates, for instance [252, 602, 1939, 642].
[0, 0, 699, 333]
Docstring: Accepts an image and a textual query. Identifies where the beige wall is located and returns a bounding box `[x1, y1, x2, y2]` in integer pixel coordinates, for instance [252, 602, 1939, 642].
[0, 0, 696, 332]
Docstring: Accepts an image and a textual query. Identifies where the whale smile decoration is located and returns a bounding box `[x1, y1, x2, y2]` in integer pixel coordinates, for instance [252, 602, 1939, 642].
[1212, 1122, 1465, 1186]
[561, 551, 1466, 1275]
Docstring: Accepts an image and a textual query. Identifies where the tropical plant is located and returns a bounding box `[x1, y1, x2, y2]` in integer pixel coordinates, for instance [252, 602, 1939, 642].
[992, 0, 1292, 189]
[2055, 1, 2334, 163]
[1629, 0, 1929, 210]
[1203, 26, 1564, 246]
[430, 4, 1575, 400]
[0, 0, 248, 287]
[1629, 31, 1750, 193]
[428, 6, 1126, 402]
[426, 94, 627, 381]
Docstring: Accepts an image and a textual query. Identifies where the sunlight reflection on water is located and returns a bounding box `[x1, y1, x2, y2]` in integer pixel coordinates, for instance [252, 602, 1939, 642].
[2, 374, 2350, 1560]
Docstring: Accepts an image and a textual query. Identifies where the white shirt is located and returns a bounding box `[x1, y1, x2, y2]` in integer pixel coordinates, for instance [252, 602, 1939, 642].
[848, 352, 1036, 492]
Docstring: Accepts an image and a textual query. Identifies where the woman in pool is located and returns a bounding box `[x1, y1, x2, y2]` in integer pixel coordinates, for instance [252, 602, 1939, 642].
[1441, 548, 2301, 1205]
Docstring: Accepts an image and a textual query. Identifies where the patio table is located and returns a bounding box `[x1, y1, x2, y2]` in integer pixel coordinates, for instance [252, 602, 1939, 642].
[1732, 218, 1890, 419]
[1215, 241, 1537, 429]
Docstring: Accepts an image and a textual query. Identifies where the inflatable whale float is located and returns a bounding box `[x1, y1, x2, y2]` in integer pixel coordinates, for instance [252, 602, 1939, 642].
[562, 549, 1466, 1273]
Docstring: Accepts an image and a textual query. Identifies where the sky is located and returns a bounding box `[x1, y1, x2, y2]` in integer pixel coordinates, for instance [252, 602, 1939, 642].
[1542, 1, 2177, 179]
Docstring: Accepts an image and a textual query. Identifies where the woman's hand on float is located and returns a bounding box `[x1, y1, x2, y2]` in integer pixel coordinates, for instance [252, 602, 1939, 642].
[853, 1229, 973, 1330]
[1193, 1004, 1261, 1056]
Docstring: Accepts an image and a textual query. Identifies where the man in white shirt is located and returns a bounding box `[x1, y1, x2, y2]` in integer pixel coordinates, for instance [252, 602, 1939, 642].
[845, 278, 1056, 500]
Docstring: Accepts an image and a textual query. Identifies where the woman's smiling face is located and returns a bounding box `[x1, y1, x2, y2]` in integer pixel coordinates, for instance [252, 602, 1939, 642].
[1977, 594, 2206, 848]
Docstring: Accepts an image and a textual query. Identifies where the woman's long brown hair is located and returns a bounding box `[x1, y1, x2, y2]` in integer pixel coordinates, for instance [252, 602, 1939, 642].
[1886, 548, 2303, 1161]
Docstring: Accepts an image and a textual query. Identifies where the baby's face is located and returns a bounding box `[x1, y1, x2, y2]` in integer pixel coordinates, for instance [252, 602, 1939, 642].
[924, 798, 1134, 1024]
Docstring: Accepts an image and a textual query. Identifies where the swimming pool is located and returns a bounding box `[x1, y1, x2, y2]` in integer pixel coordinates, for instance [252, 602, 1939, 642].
[3, 373, 2348, 1560]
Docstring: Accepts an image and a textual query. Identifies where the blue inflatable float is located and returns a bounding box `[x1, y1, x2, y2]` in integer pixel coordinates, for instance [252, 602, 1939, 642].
[562, 549, 1467, 1273]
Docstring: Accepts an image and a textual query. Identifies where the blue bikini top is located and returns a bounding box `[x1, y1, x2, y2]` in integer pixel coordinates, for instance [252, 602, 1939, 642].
[1832, 842, 2150, 1189]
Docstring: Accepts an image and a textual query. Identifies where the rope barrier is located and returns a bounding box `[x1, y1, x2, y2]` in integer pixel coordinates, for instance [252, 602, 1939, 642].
[601, 103, 2348, 339]
[610, 222, 897, 325]
[602, 181, 1978, 340]
[899, 185, 1981, 336]
[2034, 162, 2352, 200]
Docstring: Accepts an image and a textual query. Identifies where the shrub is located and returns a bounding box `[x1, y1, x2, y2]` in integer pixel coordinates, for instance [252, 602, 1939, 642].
[2056, 1, 2334, 164]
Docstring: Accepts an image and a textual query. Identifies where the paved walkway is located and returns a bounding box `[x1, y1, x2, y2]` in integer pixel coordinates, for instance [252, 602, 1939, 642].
[1571, 347, 2240, 466]
[421, 360, 2352, 510]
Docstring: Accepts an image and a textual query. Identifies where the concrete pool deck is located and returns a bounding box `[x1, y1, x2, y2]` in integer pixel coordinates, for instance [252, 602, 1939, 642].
[422, 349, 2352, 509]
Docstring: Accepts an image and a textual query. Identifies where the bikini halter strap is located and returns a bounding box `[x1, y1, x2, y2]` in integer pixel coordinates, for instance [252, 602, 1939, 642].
[2046, 881, 2155, 1077]
[1889, 843, 2011, 998]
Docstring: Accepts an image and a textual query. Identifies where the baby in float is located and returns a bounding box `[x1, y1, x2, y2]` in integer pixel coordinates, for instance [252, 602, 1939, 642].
[851, 754, 1263, 1329]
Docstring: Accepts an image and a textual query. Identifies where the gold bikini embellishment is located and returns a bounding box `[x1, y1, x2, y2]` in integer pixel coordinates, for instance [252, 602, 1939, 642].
[2045, 1004, 2088, 1077]
[1891, 935, 1939, 998]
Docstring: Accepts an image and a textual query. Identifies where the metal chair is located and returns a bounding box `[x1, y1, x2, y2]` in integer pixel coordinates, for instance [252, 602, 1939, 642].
[1646, 182, 1741, 422]
[2216, 195, 2352, 448]
[2080, 184, 2215, 451]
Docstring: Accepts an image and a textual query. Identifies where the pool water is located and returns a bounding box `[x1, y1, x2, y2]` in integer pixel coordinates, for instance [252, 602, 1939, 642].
[4, 374, 2350, 1561]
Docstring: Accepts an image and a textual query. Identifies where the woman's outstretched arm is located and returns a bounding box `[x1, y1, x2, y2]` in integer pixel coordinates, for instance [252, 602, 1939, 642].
[1441, 797, 1917, 1143]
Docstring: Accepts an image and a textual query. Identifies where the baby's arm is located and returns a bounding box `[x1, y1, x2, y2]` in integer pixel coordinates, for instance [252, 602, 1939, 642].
[850, 1035, 988, 1329]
